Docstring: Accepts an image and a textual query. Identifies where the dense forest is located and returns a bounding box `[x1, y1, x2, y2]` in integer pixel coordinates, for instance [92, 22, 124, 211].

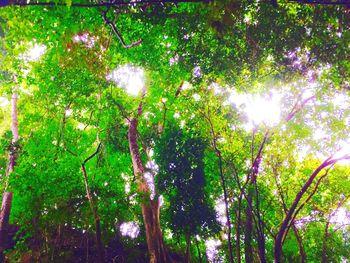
[0, 0, 350, 262]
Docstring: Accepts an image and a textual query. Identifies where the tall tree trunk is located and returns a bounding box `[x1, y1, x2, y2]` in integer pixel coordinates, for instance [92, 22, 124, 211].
[255, 183, 267, 263]
[235, 195, 242, 263]
[185, 235, 191, 263]
[256, 226, 266, 262]
[244, 184, 268, 263]
[244, 188, 254, 263]
[216, 150, 234, 263]
[0, 91, 18, 260]
[245, 132, 268, 263]
[206, 112, 234, 263]
[81, 143, 105, 263]
[128, 118, 172, 263]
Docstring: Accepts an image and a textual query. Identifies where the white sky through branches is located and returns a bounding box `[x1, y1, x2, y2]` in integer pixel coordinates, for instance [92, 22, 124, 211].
[107, 65, 145, 96]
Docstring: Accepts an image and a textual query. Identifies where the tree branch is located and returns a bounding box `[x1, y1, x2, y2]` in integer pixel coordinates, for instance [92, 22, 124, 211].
[101, 8, 142, 48]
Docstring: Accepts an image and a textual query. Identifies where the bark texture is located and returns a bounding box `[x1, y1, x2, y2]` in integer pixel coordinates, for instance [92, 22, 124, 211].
[128, 118, 172, 263]
[0, 92, 18, 259]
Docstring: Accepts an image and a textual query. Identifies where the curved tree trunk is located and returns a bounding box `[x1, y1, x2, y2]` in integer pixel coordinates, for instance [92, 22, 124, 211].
[0, 91, 19, 260]
[128, 118, 172, 263]
[274, 157, 344, 263]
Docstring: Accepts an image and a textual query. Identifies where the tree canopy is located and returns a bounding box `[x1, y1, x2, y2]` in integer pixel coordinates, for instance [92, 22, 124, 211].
[0, 1, 349, 262]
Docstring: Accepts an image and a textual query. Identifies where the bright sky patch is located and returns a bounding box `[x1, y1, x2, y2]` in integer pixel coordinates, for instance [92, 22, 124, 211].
[107, 65, 145, 96]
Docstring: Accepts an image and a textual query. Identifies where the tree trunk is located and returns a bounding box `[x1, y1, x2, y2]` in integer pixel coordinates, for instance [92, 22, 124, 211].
[292, 224, 306, 263]
[255, 187, 267, 263]
[81, 144, 105, 263]
[0, 91, 18, 260]
[257, 229, 267, 263]
[244, 133, 268, 263]
[244, 188, 254, 263]
[216, 151, 234, 263]
[0, 193, 12, 252]
[128, 118, 172, 263]
[321, 220, 330, 263]
[235, 195, 242, 263]
[274, 157, 341, 263]
[185, 235, 191, 263]
[206, 113, 234, 263]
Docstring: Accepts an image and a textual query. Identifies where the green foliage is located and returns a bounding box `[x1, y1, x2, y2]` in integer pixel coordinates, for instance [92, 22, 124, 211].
[0, 1, 349, 262]
[155, 127, 219, 239]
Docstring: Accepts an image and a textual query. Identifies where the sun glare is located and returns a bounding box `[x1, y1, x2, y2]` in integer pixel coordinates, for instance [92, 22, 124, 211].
[330, 207, 350, 226]
[120, 221, 140, 239]
[20, 43, 47, 62]
[107, 65, 145, 96]
[0, 97, 9, 108]
[205, 239, 222, 262]
[333, 140, 350, 165]
[228, 91, 281, 130]
[215, 198, 228, 226]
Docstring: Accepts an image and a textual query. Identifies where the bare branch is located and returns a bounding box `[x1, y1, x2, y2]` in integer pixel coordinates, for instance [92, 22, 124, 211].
[101, 8, 142, 48]
[285, 96, 315, 122]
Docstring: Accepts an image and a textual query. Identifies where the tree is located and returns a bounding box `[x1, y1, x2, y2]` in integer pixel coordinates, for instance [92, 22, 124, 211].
[0, 1, 350, 262]
[155, 127, 219, 262]
[0, 76, 18, 260]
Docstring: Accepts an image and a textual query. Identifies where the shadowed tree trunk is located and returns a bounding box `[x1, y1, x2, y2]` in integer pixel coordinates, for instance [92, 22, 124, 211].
[244, 190, 254, 263]
[81, 143, 104, 263]
[216, 150, 234, 263]
[128, 118, 172, 263]
[235, 195, 242, 263]
[245, 131, 268, 263]
[0, 90, 18, 260]
[185, 235, 191, 263]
